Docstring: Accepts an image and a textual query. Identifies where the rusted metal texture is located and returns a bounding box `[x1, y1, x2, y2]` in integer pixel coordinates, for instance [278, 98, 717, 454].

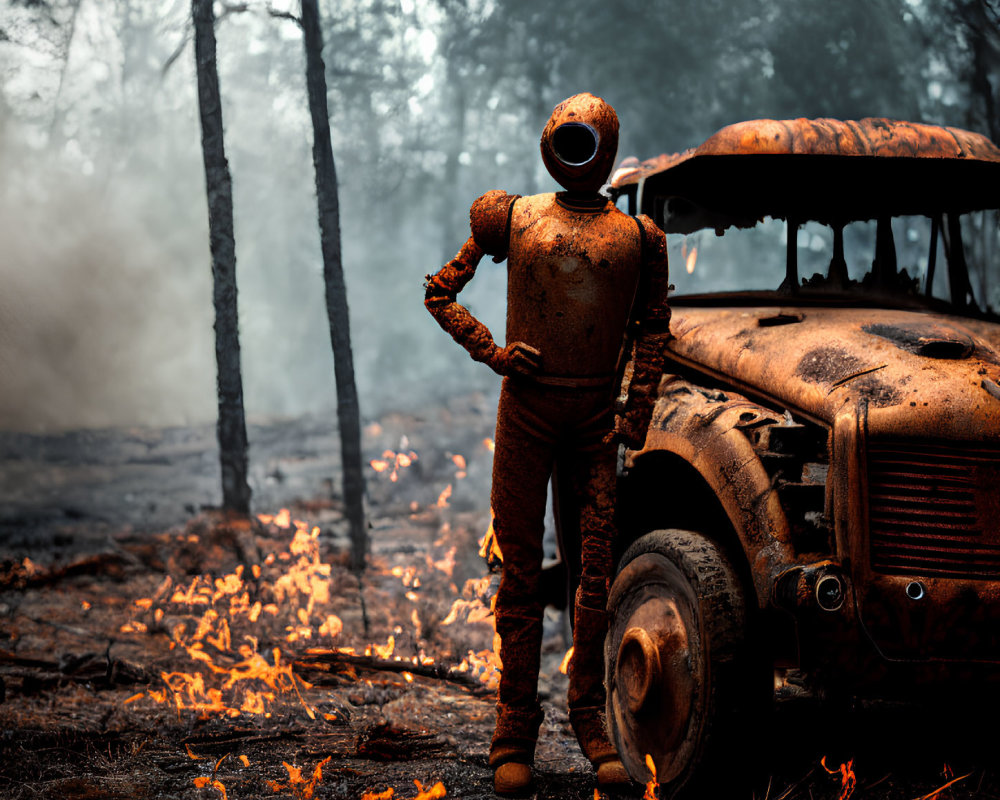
[540, 92, 620, 195]
[611, 118, 1000, 232]
[605, 531, 748, 789]
[637, 303, 1000, 663]
[664, 305, 1000, 426]
[424, 93, 672, 779]
[631, 375, 795, 606]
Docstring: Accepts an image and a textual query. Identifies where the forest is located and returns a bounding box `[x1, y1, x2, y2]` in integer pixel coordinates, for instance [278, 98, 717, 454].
[3, 2, 1000, 799]
[1, 0, 998, 431]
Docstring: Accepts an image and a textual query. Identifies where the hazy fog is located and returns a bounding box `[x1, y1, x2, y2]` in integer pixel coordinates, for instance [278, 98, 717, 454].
[0, 0, 992, 430]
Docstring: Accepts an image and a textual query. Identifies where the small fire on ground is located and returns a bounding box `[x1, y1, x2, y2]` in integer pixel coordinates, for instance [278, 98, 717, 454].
[117, 438, 500, 797]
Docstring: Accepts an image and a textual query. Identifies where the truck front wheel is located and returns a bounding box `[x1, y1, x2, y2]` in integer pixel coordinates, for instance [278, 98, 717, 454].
[605, 529, 761, 797]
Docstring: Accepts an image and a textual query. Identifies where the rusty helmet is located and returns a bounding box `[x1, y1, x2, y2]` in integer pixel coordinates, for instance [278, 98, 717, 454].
[540, 93, 619, 194]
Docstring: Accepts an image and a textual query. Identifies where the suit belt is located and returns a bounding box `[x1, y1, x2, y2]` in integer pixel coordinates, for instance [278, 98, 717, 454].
[521, 373, 616, 389]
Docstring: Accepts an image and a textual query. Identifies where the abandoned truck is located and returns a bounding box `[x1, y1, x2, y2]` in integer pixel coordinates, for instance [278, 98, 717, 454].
[602, 118, 1000, 792]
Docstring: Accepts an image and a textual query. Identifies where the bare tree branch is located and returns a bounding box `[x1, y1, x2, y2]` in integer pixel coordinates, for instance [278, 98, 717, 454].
[267, 7, 302, 26]
[161, 24, 192, 77]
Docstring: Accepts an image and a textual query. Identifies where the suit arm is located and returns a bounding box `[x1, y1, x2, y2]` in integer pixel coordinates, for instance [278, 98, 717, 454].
[424, 237, 503, 368]
[617, 215, 672, 448]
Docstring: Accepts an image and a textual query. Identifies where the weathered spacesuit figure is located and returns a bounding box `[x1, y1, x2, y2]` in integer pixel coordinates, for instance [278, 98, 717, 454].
[424, 93, 671, 795]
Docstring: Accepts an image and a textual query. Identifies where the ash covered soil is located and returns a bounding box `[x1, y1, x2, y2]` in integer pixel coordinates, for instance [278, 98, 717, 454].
[0, 393, 998, 800]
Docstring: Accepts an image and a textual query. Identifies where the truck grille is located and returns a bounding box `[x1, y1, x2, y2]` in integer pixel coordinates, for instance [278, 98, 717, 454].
[867, 441, 1000, 579]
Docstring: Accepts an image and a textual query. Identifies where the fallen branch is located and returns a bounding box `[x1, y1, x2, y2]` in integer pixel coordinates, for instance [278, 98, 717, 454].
[912, 771, 973, 800]
[0, 552, 129, 589]
[0, 649, 154, 693]
[291, 648, 489, 693]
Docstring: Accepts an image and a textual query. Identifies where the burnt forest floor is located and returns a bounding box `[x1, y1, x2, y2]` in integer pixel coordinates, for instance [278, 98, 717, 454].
[1, 392, 999, 800]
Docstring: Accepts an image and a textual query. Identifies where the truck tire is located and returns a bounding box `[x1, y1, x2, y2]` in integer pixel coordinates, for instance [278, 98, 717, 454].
[605, 529, 762, 797]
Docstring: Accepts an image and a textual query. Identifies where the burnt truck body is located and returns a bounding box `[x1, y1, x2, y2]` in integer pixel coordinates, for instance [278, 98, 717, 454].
[601, 118, 1000, 793]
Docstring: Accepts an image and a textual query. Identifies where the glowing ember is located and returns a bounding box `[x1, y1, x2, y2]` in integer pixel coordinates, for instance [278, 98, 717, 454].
[685, 245, 698, 274]
[820, 756, 857, 800]
[558, 646, 574, 675]
[370, 449, 419, 482]
[361, 789, 396, 800]
[643, 753, 658, 800]
[428, 545, 457, 577]
[193, 776, 227, 799]
[436, 484, 453, 508]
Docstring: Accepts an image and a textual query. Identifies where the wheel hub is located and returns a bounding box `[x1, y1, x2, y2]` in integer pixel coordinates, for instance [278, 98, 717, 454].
[608, 553, 705, 787]
[618, 627, 661, 714]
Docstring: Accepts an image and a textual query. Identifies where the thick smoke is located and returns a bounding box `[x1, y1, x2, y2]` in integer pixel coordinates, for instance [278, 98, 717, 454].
[0, 121, 508, 431]
[0, 5, 510, 433]
[0, 0, 970, 432]
[0, 137, 218, 430]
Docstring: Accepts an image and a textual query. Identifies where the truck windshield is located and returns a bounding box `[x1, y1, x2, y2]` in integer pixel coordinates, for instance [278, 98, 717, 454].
[668, 213, 1000, 318]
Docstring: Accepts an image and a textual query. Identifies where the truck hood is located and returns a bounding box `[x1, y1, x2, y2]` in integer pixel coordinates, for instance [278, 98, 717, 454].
[667, 305, 1000, 427]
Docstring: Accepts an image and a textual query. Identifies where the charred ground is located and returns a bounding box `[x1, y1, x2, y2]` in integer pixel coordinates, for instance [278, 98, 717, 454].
[1, 394, 998, 800]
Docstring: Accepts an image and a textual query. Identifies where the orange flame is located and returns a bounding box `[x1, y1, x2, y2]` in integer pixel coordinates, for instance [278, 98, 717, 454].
[361, 790, 395, 800]
[429, 546, 457, 577]
[266, 756, 332, 800]
[559, 646, 574, 675]
[820, 756, 857, 800]
[413, 781, 447, 800]
[478, 511, 503, 565]
[193, 777, 227, 799]
[643, 753, 658, 800]
[119, 510, 476, 787]
[685, 245, 698, 274]
[436, 484, 453, 508]
[370, 450, 418, 482]
[368, 636, 396, 659]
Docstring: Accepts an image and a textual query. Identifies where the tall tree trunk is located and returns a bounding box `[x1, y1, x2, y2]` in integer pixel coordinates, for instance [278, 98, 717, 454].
[193, 0, 252, 517]
[967, 0, 1000, 144]
[440, 55, 467, 262]
[301, 0, 367, 572]
[47, 0, 83, 151]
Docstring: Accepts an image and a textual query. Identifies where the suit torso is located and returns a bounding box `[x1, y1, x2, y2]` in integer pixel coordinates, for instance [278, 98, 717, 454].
[506, 193, 642, 377]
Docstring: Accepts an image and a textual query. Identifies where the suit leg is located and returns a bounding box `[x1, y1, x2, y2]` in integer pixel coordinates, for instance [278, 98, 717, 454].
[489, 380, 556, 768]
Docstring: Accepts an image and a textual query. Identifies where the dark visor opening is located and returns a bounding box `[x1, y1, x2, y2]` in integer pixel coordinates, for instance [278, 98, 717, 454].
[552, 123, 599, 167]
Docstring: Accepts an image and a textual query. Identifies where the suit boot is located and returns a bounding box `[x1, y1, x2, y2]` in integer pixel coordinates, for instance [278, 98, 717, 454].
[490, 703, 543, 795]
[568, 601, 628, 786]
